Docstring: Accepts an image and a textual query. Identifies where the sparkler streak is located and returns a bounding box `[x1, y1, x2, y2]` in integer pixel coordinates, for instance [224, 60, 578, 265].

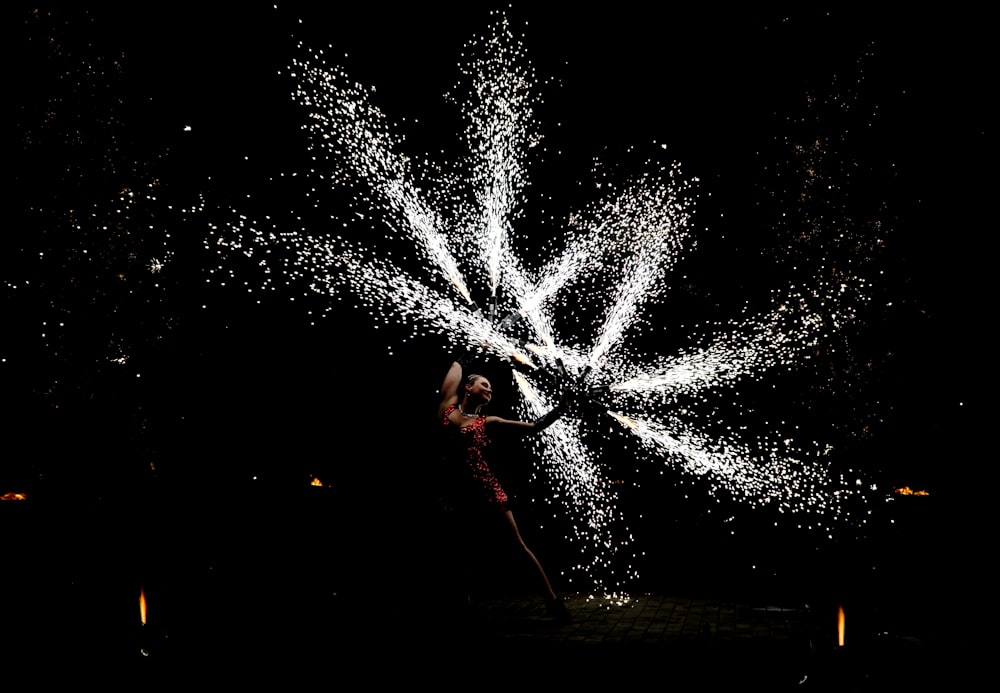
[514, 370, 628, 586]
[458, 19, 540, 296]
[291, 50, 475, 306]
[611, 296, 840, 400]
[608, 412, 845, 513]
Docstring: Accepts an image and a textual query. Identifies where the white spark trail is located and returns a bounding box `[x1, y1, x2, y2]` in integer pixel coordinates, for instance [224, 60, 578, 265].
[515, 371, 629, 585]
[587, 182, 692, 365]
[290, 48, 474, 306]
[458, 18, 540, 296]
[609, 412, 858, 516]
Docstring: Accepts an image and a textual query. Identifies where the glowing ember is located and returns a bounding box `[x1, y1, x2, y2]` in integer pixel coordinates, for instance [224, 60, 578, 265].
[0, 492, 27, 501]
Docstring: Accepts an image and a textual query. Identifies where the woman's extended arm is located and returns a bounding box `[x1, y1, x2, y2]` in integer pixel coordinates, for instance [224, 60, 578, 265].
[489, 388, 572, 433]
[532, 404, 564, 431]
[487, 407, 562, 433]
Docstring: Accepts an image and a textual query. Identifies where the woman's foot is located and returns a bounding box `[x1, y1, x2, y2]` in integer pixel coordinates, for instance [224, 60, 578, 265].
[545, 596, 573, 624]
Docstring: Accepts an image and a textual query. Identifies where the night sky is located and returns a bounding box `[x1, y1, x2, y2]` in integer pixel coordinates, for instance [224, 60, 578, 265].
[6, 4, 990, 635]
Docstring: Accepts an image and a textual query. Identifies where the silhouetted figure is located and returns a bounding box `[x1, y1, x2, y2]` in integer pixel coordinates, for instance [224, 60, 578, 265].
[434, 350, 572, 623]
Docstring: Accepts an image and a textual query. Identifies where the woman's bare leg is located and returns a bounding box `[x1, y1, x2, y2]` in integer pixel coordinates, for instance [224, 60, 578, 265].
[502, 509, 558, 601]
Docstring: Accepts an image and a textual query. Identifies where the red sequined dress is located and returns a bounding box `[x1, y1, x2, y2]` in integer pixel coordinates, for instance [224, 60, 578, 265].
[439, 404, 508, 511]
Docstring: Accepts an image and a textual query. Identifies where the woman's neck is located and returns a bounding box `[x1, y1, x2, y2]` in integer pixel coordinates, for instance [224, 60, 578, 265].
[458, 400, 480, 417]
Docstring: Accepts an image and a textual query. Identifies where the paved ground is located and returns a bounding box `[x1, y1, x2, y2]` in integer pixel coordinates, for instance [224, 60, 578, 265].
[86, 585, 949, 690]
[7, 576, 954, 689]
[3, 484, 977, 688]
[338, 589, 949, 690]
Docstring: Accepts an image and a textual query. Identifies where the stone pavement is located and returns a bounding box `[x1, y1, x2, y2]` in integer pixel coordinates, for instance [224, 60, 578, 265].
[3, 485, 974, 688]
[313, 588, 952, 690]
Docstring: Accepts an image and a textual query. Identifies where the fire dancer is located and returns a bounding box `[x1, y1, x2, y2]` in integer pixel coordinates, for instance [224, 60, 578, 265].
[434, 349, 573, 623]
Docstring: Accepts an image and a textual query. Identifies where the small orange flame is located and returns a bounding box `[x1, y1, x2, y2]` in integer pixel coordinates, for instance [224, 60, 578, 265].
[139, 587, 147, 626]
[0, 492, 27, 501]
[893, 486, 929, 496]
[837, 603, 845, 647]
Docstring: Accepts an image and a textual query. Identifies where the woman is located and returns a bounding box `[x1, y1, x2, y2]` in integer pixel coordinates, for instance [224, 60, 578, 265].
[435, 351, 572, 623]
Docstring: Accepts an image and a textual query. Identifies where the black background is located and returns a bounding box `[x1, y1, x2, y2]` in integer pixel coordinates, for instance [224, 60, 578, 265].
[5, 3, 989, 671]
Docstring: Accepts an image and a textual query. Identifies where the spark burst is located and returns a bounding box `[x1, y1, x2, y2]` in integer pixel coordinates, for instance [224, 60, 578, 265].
[202, 12, 879, 595]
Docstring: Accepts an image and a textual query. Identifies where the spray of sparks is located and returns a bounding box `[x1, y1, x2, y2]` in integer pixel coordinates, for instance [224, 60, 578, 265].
[201, 13, 879, 595]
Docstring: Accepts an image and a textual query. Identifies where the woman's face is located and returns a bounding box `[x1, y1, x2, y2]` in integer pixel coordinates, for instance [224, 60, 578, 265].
[466, 376, 493, 404]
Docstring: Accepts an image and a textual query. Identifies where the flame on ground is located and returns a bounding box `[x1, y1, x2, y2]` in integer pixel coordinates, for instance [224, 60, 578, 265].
[893, 486, 929, 496]
[838, 603, 845, 647]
